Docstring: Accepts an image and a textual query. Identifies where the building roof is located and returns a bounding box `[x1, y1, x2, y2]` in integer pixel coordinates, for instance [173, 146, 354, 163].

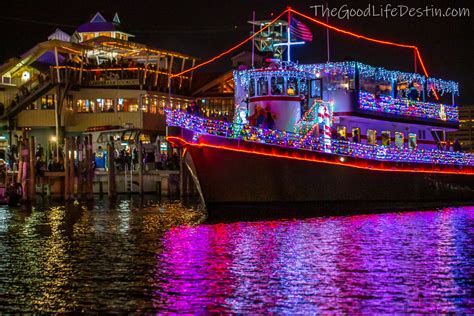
[75, 12, 130, 35]
[76, 22, 118, 33]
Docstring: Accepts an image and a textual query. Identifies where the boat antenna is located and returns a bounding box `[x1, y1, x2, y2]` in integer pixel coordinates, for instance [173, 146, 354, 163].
[287, 7, 292, 62]
[251, 11, 256, 68]
[326, 1, 330, 62]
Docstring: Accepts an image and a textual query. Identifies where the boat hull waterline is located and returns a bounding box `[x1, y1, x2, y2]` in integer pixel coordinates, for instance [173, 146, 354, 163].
[167, 127, 474, 212]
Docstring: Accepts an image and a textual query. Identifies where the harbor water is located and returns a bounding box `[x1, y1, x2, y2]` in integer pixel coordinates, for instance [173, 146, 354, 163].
[0, 199, 473, 313]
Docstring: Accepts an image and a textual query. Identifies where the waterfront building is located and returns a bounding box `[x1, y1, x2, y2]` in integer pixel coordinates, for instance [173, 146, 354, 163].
[0, 12, 197, 159]
[448, 104, 474, 152]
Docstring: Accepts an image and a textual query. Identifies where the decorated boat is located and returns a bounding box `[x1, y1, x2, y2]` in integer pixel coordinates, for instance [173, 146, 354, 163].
[166, 8, 473, 214]
[167, 59, 473, 212]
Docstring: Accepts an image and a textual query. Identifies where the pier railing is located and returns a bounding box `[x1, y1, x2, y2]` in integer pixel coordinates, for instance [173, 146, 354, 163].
[166, 110, 474, 167]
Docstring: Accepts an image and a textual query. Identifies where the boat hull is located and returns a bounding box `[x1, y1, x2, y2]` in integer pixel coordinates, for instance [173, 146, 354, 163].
[168, 127, 474, 215]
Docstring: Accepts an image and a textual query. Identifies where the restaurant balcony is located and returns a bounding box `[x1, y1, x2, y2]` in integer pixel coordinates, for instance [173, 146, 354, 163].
[51, 66, 192, 95]
[17, 109, 56, 128]
[65, 110, 166, 133]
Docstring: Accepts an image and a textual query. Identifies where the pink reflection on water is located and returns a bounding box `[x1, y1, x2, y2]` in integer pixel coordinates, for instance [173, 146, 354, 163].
[154, 207, 474, 313]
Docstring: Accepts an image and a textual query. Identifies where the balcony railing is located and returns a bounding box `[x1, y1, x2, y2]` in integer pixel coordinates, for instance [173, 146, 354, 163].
[51, 66, 191, 93]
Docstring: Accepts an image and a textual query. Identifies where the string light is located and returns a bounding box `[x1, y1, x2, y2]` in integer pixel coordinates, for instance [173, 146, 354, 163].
[297, 62, 458, 95]
[166, 110, 474, 168]
[167, 136, 473, 175]
[359, 92, 459, 122]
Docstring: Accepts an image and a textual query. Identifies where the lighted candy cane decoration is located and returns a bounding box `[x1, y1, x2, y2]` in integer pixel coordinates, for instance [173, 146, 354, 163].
[318, 101, 334, 153]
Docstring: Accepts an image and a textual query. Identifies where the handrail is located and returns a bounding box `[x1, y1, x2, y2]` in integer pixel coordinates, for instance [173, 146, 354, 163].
[359, 91, 459, 122]
[166, 110, 474, 167]
[51, 65, 190, 80]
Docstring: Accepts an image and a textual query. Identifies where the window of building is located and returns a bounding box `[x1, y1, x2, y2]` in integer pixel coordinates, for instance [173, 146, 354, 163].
[249, 79, 255, 97]
[257, 77, 268, 96]
[93, 99, 114, 112]
[381, 131, 391, 146]
[287, 77, 299, 96]
[367, 129, 377, 145]
[139, 133, 151, 144]
[117, 98, 138, 112]
[395, 132, 404, 149]
[99, 32, 112, 38]
[105, 99, 114, 112]
[352, 128, 361, 143]
[409, 133, 417, 149]
[271, 77, 284, 95]
[41, 94, 56, 110]
[82, 33, 94, 41]
[337, 126, 347, 140]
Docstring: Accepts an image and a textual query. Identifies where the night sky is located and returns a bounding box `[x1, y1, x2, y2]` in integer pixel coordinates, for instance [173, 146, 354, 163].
[0, 0, 472, 104]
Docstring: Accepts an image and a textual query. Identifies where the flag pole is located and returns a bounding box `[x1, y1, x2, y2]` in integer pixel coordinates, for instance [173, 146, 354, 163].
[326, 2, 330, 62]
[252, 11, 256, 68]
[287, 7, 291, 62]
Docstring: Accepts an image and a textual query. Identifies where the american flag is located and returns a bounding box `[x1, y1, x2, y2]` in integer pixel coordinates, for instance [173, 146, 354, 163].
[290, 17, 313, 42]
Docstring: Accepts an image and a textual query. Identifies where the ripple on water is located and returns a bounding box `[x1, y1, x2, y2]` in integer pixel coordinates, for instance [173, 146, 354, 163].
[0, 201, 473, 313]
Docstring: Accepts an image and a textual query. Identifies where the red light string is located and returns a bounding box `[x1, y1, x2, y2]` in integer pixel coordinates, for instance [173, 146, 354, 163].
[289, 8, 439, 100]
[170, 9, 289, 78]
[167, 136, 473, 176]
[171, 7, 440, 99]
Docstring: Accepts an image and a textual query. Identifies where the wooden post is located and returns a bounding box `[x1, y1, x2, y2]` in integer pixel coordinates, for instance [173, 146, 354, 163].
[77, 137, 84, 197]
[29, 136, 36, 200]
[154, 57, 160, 88]
[79, 50, 85, 85]
[87, 135, 94, 200]
[188, 59, 196, 91]
[64, 138, 70, 200]
[17, 139, 23, 185]
[69, 137, 76, 199]
[138, 141, 143, 195]
[107, 140, 116, 198]
[179, 148, 185, 197]
[21, 137, 29, 202]
[167, 56, 174, 90]
[179, 58, 186, 90]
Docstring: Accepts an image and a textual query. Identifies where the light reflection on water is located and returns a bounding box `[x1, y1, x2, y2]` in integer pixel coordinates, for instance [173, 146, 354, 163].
[0, 202, 473, 313]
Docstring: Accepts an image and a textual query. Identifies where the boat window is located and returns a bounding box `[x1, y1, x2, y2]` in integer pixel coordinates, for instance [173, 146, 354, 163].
[418, 129, 427, 140]
[287, 77, 299, 96]
[367, 129, 377, 145]
[139, 133, 151, 144]
[310, 79, 322, 98]
[249, 79, 255, 97]
[409, 133, 417, 149]
[360, 78, 392, 96]
[123, 131, 133, 142]
[395, 132, 404, 149]
[337, 126, 347, 140]
[381, 131, 391, 146]
[271, 77, 284, 95]
[257, 77, 268, 96]
[352, 128, 361, 143]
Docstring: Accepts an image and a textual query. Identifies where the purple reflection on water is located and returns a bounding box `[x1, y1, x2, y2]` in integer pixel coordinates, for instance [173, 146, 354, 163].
[153, 207, 474, 314]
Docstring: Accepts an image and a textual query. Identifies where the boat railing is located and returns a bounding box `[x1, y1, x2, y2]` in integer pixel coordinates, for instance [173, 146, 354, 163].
[359, 91, 459, 123]
[166, 110, 474, 167]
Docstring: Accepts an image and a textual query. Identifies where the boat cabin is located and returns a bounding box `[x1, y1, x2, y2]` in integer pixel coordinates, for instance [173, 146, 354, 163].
[234, 61, 459, 150]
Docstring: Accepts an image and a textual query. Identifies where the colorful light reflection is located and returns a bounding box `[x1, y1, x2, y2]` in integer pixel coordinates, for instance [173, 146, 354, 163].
[154, 207, 474, 314]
